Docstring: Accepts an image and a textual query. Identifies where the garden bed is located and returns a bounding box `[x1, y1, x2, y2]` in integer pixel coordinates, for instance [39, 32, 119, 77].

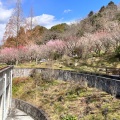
[12, 76, 120, 120]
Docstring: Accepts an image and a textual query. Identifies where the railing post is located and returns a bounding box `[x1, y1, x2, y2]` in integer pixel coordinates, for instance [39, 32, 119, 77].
[118, 68, 120, 77]
[3, 73, 6, 120]
[106, 68, 107, 75]
[10, 69, 12, 108]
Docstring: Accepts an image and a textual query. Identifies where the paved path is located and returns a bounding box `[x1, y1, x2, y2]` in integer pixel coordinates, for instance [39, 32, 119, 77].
[6, 108, 34, 120]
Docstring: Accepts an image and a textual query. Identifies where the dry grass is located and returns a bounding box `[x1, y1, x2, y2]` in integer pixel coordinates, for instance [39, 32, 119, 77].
[13, 77, 120, 120]
[0, 64, 7, 69]
[15, 61, 74, 71]
[15, 55, 120, 75]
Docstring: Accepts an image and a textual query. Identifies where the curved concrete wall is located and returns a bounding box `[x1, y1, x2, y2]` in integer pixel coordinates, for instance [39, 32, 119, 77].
[13, 68, 120, 96]
[12, 99, 50, 120]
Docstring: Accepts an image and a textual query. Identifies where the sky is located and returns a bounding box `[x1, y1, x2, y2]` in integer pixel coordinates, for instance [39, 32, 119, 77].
[0, 0, 120, 43]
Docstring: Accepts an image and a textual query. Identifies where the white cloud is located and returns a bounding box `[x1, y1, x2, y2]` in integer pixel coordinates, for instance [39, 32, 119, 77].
[0, 3, 75, 44]
[34, 14, 55, 26]
[0, 1, 2, 6]
[0, 1, 13, 44]
[0, 8, 13, 23]
[5, 0, 24, 5]
[0, 24, 6, 43]
[0, 1, 13, 23]
[27, 14, 61, 29]
[64, 9, 72, 13]
[30, 14, 76, 29]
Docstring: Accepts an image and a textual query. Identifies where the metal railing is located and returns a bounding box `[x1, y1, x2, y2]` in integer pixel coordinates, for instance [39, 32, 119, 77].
[0, 66, 13, 120]
[88, 66, 120, 77]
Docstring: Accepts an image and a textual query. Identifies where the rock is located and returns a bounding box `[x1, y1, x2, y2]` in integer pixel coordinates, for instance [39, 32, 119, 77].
[90, 111, 95, 114]
[59, 66, 63, 68]
[76, 91, 80, 96]
[50, 102, 54, 106]
[99, 68, 104, 72]
[69, 63, 73, 66]
[57, 96, 64, 102]
[96, 104, 101, 108]
[102, 108, 108, 116]
[60, 114, 65, 119]
[101, 63, 105, 66]
[81, 99, 85, 103]
[54, 89, 58, 92]
[75, 63, 78, 67]
[86, 97, 91, 104]
[50, 96, 54, 99]
[84, 106, 92, 115]
[103, 99, 110, 103]
[65, 92, 69, 96]
[43, 95, 47, 98]
[78, 114, 84, 119]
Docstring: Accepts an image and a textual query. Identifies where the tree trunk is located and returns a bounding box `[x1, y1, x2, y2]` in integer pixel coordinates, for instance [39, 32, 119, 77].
[36, 58, 38, 65]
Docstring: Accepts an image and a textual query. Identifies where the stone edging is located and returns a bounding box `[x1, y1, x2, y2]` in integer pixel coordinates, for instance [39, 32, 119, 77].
[12, 99, 50, 120]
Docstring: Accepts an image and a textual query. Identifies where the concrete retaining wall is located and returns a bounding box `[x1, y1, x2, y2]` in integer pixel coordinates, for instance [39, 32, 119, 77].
[12, 99, 50, 120]
[13, 68, 120, 96]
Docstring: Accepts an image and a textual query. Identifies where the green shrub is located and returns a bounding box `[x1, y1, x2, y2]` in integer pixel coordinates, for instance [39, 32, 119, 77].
[30, 69, 55, 86]
[52, 52, 62, 60]
[61, 115, 77, 120]
[115, 46, 120, 60]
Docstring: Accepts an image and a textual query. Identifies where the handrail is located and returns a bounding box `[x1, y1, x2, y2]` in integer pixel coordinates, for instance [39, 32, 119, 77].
[0, 66, 13, 74]
[0, 66, 13, 120]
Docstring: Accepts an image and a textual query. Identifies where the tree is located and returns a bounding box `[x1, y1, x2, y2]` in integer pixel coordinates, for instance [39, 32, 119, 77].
[99, 6, 105, 13]
[0, 47, 19, 64]
[32, 25, 47, 44]
[29, 7, 34, 31]
[84, 32, 103, 57]
[108, 1, 115, 6]
[41, 30, 60, 43]
[106, 1, 117, 11]
[3, 0, 24, 48]
[25, 7, 36, 42]
[25, 44, 40, 64]
[3, 37, 16, 48]
[88, 11, 94, 17]
[18, 27, 27, 45]
[50, 23, 69, 33]
[115, 46, 120, 60]
[46, 40, 65, 58]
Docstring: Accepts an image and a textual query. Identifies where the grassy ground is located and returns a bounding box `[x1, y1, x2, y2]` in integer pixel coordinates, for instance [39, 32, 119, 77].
[0, 64, 7, 69]
[14, 61, 75, 70]
[13, 77, 120, 120]
[15, 55, 120, 75]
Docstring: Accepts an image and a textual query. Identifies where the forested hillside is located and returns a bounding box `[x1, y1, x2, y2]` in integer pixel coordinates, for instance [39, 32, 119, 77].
[1, 1, 120, 68]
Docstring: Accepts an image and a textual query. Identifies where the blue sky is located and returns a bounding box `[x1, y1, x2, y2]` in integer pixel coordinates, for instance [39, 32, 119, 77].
[23, 0, 120, 22]
[23, 0, 120, 20]
[0, 0, 120, 42]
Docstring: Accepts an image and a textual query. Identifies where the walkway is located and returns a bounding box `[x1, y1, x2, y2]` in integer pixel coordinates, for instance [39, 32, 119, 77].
[6, 108, 34, 120]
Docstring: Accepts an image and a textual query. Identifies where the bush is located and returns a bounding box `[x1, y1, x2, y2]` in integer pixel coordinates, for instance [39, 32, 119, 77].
[61, 115, 77, 120]
[13, 77, 30, 85]
[52, 52, 62, 60]
[30, 69, 55, 86]
[115, 46, 120, 60]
